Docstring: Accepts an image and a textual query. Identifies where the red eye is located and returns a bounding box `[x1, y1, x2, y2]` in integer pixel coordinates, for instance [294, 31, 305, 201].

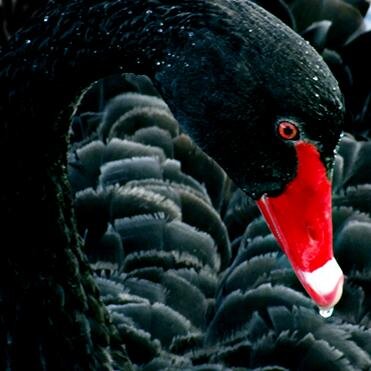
[277, 121, 299, 140]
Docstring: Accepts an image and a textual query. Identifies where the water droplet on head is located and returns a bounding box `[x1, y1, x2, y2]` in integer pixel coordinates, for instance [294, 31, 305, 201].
[312, 76, 318, 81]
[156, 61, 161, 66]
[43, 16, 49, 22]
[145, 9, 153, 15]
[315, 93, 320, 98]
[180, 26, 185, 30]
[158, 28, 163, 33]
[248, 29, 253, 33]
[25, 39, 31, 44]
[319, 307, 333, 318]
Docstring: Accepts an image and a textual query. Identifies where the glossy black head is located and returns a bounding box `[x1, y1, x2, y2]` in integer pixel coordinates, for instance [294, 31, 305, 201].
[154, 0, 344, 199]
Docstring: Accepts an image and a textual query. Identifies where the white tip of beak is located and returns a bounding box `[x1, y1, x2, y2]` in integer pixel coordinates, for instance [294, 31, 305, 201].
[298, 258, 344, 310]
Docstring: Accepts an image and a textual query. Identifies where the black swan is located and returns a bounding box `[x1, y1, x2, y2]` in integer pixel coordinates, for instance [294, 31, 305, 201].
[0, 0, 348, 369]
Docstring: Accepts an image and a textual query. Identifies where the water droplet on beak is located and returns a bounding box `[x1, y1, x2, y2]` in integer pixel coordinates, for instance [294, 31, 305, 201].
[319, 307, 334, 318]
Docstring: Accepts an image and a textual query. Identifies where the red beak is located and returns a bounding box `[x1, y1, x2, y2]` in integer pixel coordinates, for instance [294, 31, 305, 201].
[256, 141, 344, 309]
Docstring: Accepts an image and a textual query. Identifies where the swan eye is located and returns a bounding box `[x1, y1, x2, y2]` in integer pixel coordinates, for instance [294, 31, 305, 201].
[277, 121, 299, 140]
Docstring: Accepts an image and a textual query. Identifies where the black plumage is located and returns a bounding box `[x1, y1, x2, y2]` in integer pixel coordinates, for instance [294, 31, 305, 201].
[67, 76, 230, 367]
[0, 0, 369, 370]
[100, 93, 172, 140]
